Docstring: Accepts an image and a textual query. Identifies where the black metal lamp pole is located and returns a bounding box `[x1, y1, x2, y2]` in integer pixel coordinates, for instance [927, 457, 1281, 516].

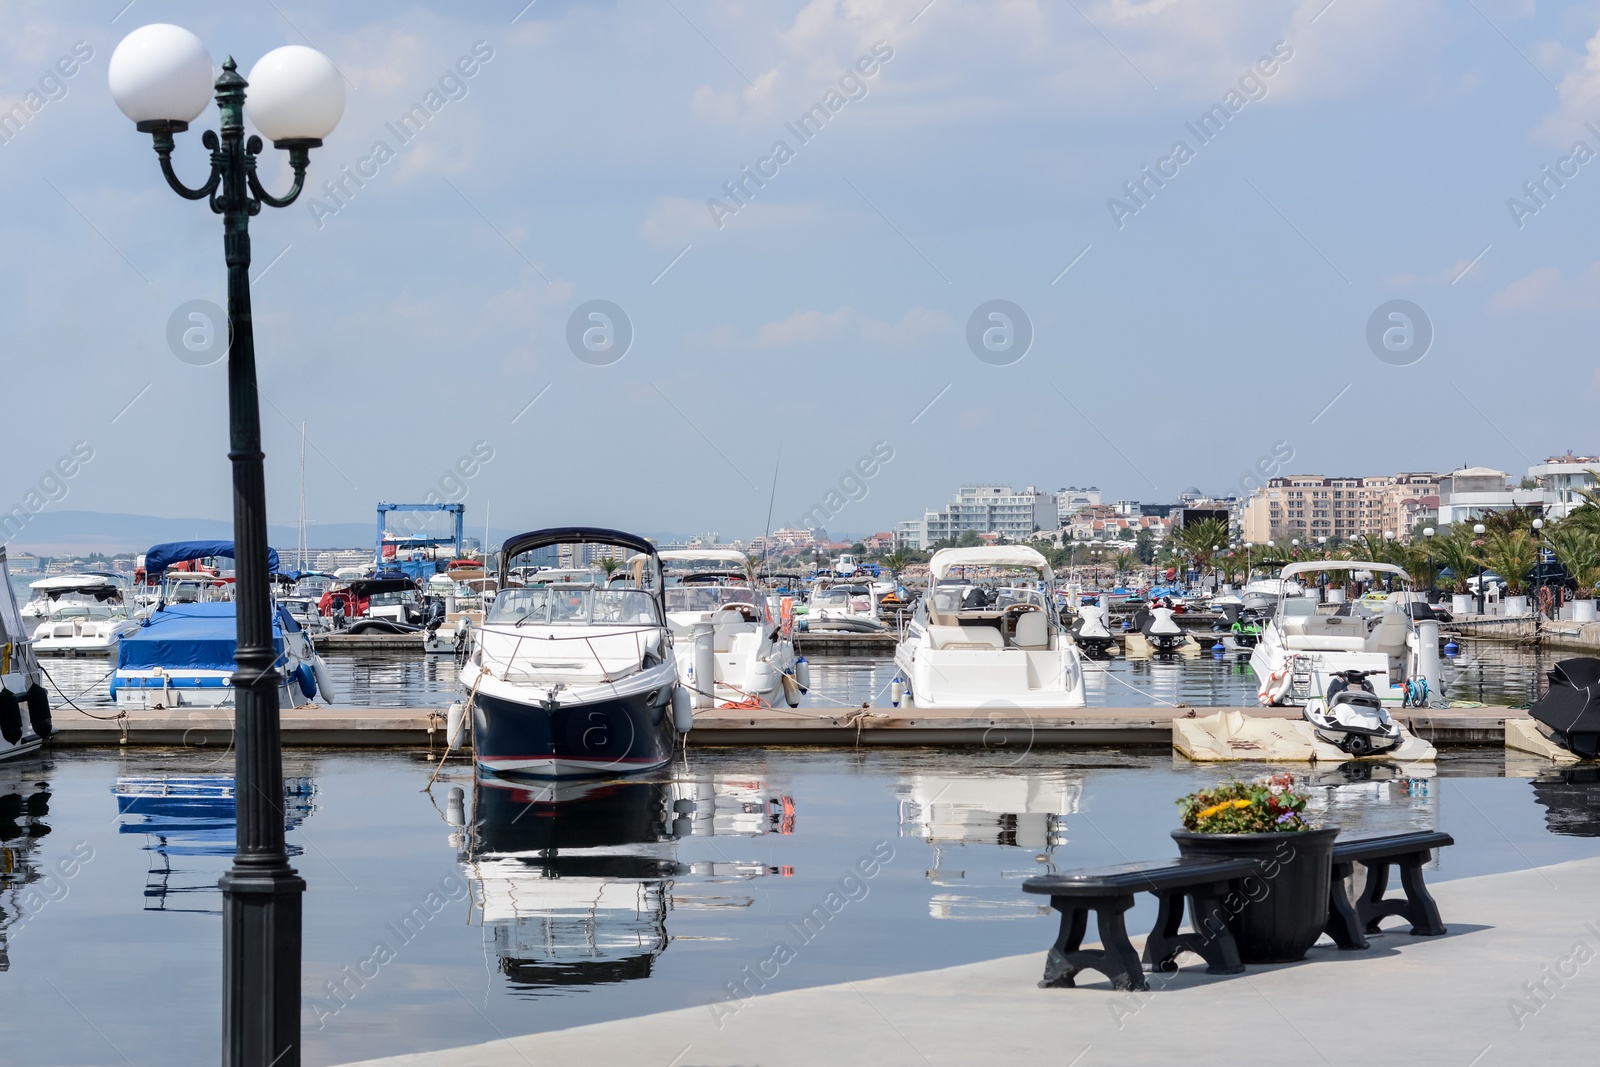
[137, 58, 319, 1067]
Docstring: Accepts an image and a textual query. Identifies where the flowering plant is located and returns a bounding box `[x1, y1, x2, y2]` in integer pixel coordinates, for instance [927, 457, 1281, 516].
[1177, 773, 1315, 833]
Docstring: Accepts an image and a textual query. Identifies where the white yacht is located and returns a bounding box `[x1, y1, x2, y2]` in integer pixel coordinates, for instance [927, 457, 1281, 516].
[893, 546, 1085, 708]
[28, 575, 141, 655]
[658, 549, 798, 709]
[1251, 560, 1436, 707]
[459, 528, 682, 779]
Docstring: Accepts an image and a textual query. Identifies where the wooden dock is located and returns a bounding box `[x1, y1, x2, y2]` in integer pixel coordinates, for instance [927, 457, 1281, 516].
[44, 703, 1516, 748]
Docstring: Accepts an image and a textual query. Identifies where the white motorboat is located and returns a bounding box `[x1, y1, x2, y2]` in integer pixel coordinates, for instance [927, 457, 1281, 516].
[893, 546, 1086, 708]
[802, 578, 887, 633]
[28, 574, 140, 655]
[111, 541, 334, 710]
[1250, 560, 1441, 708]
[657, 549, 798, 709]
[0, 549, 52, 762]
[458, 528, 684, 779]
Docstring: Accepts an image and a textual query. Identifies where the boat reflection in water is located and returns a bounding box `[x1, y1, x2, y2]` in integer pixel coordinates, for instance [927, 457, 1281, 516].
[0, 765, 54, 970]
[456, 769, 795, 991]
[1301, 760, 1439, 834]
[897, 773, 1081, 920]
[113, 775, 316, 913]
[1531, 766, 1600, 837]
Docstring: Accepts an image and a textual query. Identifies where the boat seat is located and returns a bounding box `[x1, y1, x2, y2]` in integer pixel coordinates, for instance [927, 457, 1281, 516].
[925, 624, 1006, 650]
[1013, 611, 1049, 650]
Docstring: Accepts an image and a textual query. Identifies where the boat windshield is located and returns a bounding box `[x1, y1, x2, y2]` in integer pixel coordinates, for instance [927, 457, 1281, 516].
[488, 585, 661, 627]
[47, 603, 119, 621]
[667, 585, 756, 612]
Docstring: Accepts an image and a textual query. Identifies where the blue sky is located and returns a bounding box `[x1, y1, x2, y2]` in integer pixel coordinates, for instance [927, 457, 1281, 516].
[2, 0, 1598, 544]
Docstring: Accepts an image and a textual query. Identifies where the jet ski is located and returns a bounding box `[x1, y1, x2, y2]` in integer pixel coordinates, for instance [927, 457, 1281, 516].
[1134, 600, 1187, 654]
[1070, 604, 1116, 657]
[1211, 603, 1264, 650]
[1303, 669, 1402, 757]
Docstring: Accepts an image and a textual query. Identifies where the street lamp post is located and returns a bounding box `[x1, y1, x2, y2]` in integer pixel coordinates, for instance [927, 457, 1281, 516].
[1473, 522, 1488, 616]
[1532, 516, 1547, 617]
[1423, 527, 1435, 599]
[110, 24, 343, 1067]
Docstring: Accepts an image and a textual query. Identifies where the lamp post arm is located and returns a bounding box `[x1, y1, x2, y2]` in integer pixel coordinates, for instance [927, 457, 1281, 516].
[145, 124, 222, 201]
[246, 136, 317, 210]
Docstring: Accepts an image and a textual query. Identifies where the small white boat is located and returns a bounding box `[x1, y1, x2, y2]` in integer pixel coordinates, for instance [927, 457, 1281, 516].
[894, 546, 1085, 708]
[1250, 560, 1440, 708]
[803, 578, 887, 633]
[658, 549, 798, 710]
[29, 575, 140, 655]
[111, 542, 334, 710]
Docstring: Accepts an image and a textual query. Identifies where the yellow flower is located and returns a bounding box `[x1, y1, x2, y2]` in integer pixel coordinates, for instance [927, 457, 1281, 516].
[1197, 798, 1253, 821]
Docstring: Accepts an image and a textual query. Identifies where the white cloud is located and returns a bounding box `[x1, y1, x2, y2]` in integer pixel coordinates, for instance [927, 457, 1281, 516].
[1487, 263, 1600, 312]
[702, 305, 954, 348]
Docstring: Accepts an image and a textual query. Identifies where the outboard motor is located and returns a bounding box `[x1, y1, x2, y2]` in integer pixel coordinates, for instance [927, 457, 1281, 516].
[1304, 669, 1401, 756]
[1529, 658, 1600, 759]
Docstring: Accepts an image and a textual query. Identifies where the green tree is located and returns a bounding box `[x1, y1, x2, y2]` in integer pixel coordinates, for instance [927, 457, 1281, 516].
[1547, 524, 1600, 597]
[1426, 524, 1482, 595]
[1480, 527, 1537, 596]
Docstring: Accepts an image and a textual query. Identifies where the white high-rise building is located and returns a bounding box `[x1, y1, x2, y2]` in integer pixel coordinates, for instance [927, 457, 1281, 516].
[896, 485, 1058, 549]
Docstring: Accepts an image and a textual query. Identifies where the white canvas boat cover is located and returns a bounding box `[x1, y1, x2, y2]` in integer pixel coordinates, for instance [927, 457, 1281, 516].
[30, 573, 120, 591]
[657, 549, 749, 565]
[928, 546, 1049, 580]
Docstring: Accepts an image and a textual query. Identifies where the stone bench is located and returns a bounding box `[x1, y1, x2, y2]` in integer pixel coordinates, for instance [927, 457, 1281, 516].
[1323, 829, 1454, 950]
[1022, 857, 1256, 991]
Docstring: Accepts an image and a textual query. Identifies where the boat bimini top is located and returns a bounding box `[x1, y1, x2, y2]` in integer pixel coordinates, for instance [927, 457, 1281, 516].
[926, 546, 1051, 580]
[1278, 560, 1409, 582]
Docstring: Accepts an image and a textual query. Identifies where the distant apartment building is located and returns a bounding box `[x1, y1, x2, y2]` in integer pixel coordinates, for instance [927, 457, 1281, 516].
[1240, 472, 1440, 543]
[896, 484, 1058, 550]
[1055, 486, 1102, 515]
[1529, 454, 1600, 518]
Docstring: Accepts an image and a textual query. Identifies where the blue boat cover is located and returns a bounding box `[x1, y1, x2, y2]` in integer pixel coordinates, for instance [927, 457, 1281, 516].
[145, 540, 280, 578]
[117, 603, 284, 672]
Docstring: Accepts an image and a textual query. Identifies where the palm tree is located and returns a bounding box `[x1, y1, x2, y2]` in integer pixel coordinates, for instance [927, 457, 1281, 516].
[1426, 524, 1481, 595]
[1547, 524, 1600, 599]
[596, 555, 622, 580]
[883, 550, 911, 576]
[1170, 518, 1229, 582]
[1480, 527, 1537, 596]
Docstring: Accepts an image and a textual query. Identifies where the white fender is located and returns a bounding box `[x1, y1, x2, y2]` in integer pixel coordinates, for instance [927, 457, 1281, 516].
[672, 685, 694, 733]
[794, 657, 811, 693]
[446, 700, 466, 751]
[312, 656, 336, 705]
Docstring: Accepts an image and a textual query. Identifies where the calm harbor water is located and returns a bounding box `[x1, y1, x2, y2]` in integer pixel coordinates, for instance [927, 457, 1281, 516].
[31, 639, 1554, 712]
[3, 747, 1598, 1065]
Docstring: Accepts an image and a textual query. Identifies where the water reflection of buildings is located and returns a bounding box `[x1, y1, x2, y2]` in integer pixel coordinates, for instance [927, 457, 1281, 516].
[113, 775, 316, 913]
[1531, 767, 1600, 837]
[0, 766, 52, 971]
[897, 774, 1081, 920]
[458, 771, 794, 991]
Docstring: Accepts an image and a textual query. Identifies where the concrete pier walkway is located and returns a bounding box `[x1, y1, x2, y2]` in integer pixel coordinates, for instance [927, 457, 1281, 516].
[44, 702, 1518, 746]
[336, 856, 1600, 1066]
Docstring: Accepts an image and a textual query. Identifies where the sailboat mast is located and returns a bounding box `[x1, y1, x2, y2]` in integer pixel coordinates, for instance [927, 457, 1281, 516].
[297, 421, 307, 571]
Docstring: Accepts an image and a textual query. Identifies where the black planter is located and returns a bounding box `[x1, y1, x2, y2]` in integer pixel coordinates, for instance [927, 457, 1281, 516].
[1172, 826, 1338, 964]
